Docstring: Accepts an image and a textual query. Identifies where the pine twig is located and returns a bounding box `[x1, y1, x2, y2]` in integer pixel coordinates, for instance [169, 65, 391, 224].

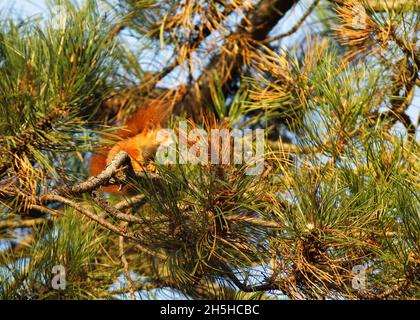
[263, 0, 320, 44]
[119, 226, 136, 300]
[0, 218, 49, 231]
[115, 194, 146, 211]
[92, 191, 144, 224]
[41, 193, 144, 243]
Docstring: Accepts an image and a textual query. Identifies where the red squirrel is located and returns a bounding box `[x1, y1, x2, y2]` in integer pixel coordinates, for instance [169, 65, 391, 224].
[90, 89, 185, 192]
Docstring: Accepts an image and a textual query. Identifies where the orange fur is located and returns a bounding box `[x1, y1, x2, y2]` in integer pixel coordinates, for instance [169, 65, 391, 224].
[113, 100, 172, 138]
[90, 152, 109, 177]
[89, 100, 173, 192]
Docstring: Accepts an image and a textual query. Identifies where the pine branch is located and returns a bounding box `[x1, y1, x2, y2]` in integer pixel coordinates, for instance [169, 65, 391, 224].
[332, 0, 417, 12]
[119, 227, 136, 300]
[41, 193, 143, 242]
[0, 217, 48, 231]
[52, 151, 132, 197]
[263, 0, 321, 44]
[368, 19, 419, 136]
[92, 190, 144, 224]
[0, 107, 67, 176]
[103, 0, 300, 119]
[182, 0, 299, 108]
[114, 194, 146, 211]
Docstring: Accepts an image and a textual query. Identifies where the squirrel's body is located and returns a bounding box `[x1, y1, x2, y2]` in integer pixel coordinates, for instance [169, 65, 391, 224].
[106, 128, 168, 172]
[89, 100, 173, 191]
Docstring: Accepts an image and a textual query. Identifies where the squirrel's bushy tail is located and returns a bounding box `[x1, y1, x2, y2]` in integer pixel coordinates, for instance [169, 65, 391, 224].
[114, 100, 173, 138]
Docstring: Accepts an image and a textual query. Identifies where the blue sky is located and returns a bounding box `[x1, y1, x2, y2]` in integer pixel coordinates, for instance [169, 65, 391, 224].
[3, 0, 46, 16]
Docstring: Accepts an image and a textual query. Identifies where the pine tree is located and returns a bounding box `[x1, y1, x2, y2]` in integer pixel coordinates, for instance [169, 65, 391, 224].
[0, 0, 418, 300]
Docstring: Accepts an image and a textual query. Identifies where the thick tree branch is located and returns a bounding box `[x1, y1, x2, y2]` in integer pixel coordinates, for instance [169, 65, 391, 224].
[53, 151, 132, 197]
[176, 0, 299, 116]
